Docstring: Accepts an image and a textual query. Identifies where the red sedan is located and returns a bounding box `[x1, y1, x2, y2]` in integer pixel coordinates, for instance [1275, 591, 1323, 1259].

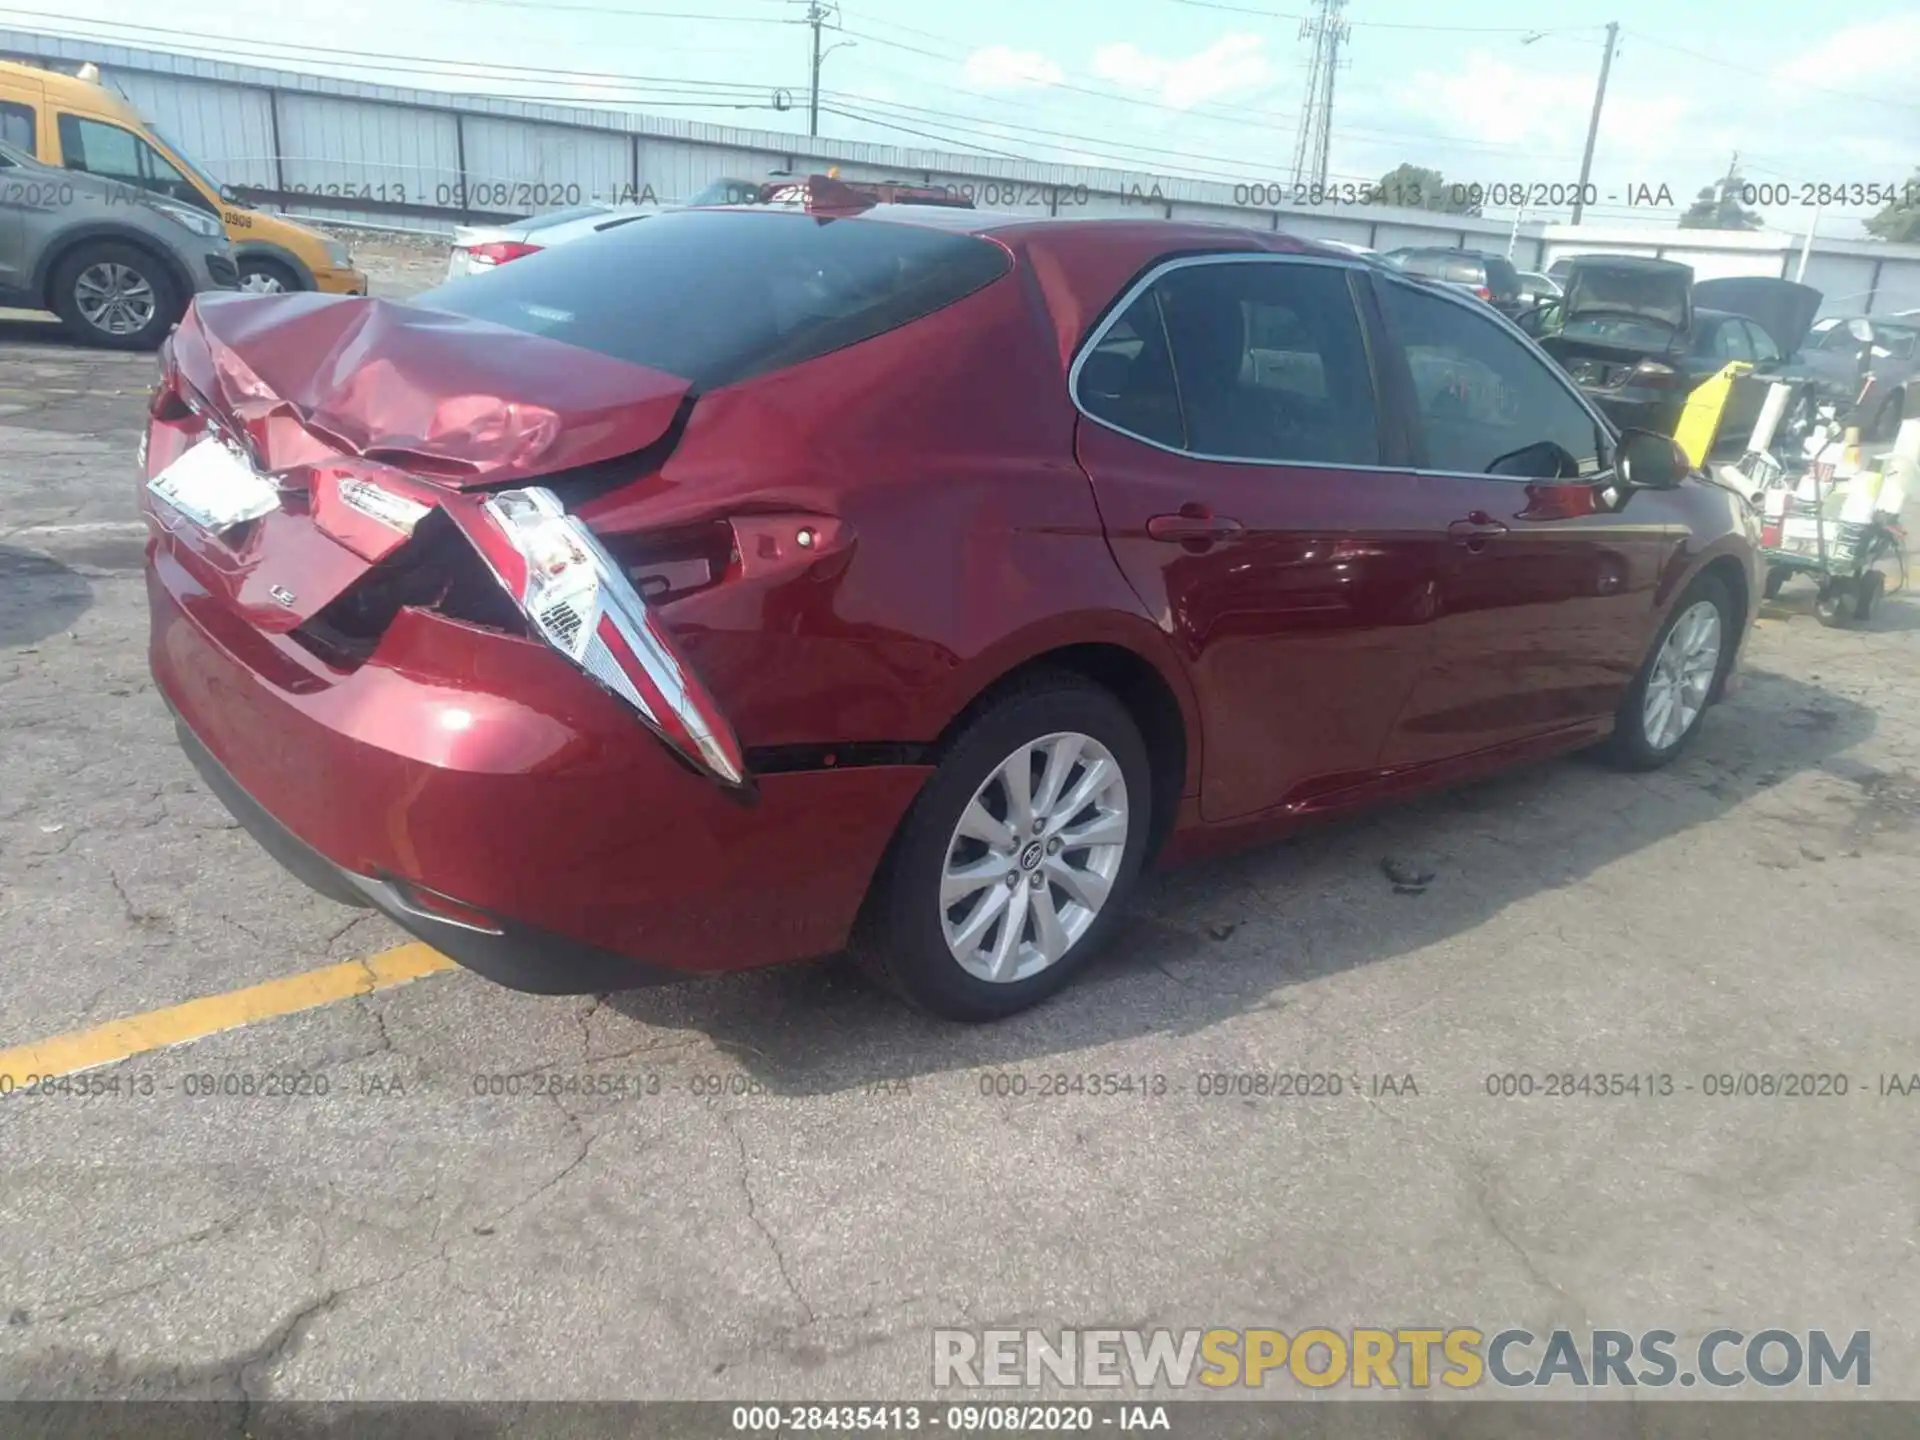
[141, 190, 1760, 1020]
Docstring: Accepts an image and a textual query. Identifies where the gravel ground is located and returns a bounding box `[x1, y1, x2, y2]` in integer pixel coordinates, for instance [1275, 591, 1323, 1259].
[1, 290, 1918, 1422]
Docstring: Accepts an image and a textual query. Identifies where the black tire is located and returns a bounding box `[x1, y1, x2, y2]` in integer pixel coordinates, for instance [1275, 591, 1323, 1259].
[237, 256, 302, 295]
[1815, 584, 1852, 629]
[857, 672, 1153, 1021]
[1851, 570, 1885, 624]
[49, 241, 181, 350]
[1762, 566, 1789, 600]
[1602, 572, 1736, 771]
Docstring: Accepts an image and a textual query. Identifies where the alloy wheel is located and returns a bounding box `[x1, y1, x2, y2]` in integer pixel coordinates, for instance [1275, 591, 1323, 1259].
[239, 269, 286, 294]
[1642, 600, 1722, 751]
[74, 263, 157, 336]
[940, 731, 1130, 984]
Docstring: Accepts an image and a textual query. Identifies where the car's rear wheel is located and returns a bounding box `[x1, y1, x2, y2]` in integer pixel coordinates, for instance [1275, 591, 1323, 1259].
[1602, 572, 1734, 771]
[50, 242, 181, 350]
[859, 674, 1151, 1021]
[237, 257, 301, 294]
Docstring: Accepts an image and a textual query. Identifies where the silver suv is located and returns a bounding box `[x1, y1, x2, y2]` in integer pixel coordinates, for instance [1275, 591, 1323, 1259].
[0, 138, 238, 349]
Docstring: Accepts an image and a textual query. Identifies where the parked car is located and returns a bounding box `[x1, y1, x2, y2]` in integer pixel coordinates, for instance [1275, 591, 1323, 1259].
[0, 138, 236, 346]
[1791, 316, 1918, 440]
[447, 174, 972, 277]
[1523, 262, 1820, 451]
[142, 201, 1758, 1020]
[0, 59, 366, 296]
[1516, 269, 1562, 308]
[1381, 247, 1525, 316]
[447, 203, 638, 278]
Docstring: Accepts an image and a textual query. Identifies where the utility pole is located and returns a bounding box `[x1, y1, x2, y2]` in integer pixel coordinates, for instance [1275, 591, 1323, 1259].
[807, 0, 826, 138]
[1290, 0, 1350, 192]
[1570, 21, 1618, 226]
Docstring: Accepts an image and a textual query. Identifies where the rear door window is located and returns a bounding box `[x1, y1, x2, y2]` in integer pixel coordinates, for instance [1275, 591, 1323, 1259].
[0, 101, 34, 155]
[1151, 258, 1380, 466]
[420, 207, 1011, 388]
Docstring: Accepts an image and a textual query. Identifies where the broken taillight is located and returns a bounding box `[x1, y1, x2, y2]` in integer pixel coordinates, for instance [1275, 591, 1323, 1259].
[461, 487, 749, 793]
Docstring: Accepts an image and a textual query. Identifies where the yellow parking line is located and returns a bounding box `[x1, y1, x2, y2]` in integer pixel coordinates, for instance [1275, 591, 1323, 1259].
[0, 943, 457, 1086]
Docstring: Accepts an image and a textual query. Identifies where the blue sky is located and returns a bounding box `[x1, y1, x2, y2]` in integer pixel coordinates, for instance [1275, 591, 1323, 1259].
[6, 0, 1917, 232]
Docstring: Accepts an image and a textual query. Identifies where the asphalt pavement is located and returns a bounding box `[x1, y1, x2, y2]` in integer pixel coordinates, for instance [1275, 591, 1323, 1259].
[2, 264, 1919, 1416]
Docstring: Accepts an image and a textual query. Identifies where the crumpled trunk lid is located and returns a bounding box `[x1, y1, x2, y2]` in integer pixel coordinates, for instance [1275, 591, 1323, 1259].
[147, 292, 694, 632]
[168, 291, 692, 488]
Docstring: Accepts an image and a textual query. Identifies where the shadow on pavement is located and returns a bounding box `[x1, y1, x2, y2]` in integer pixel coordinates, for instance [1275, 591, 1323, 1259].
[604, 666, 1882, 1095]
[0, 314, 75, 349]
[0, 545, 93, 647]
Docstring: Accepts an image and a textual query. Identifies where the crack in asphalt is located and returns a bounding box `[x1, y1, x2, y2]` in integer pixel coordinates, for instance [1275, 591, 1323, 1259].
[1462, 1159, 1590, 1329]
[720, 1104, 816, 1328]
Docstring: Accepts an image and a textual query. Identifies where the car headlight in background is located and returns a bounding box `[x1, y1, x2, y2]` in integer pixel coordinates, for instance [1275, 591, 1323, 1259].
[151, 201, 224, 240]
[323, 237, 353, 267]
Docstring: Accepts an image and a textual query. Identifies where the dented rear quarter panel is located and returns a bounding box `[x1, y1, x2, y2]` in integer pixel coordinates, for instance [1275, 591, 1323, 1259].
[576, 256, 1205, 790]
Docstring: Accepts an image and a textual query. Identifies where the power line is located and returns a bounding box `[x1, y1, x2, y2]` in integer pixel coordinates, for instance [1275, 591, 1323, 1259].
[0, 15, 787, 95]
[1171, 0, 1604, 34]
[1621, 28, 1920, 114]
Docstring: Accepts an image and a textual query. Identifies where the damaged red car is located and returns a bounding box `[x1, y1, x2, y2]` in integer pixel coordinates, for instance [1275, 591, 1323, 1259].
[142, 192, 1760, 1020]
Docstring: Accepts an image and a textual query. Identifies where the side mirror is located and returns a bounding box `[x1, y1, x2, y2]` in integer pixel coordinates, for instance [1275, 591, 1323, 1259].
[1615, 428, 1691, 490]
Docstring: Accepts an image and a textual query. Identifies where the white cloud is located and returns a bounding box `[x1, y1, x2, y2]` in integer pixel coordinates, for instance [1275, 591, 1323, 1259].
[962, 44, 1065, 91]
[1091, 33, 1270, 110]
[1395, 52, 1691, 159]
[1786, 14, 1920, 86]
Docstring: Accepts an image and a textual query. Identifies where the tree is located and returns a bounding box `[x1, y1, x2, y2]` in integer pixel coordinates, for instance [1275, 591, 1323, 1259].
[1374, 163, 1482, 217]
[1680, 170, 1763, 230]
[1865, 170, 1920, 243]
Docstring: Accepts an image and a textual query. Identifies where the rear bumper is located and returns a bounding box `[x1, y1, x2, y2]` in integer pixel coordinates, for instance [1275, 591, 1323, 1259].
[171, 714, 672, 992]
[147, 535, 931, 993]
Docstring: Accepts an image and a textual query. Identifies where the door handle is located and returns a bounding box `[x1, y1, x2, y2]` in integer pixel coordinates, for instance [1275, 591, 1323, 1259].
[1147, 505, 1245, 545]
[1447, 510, 1510, 549]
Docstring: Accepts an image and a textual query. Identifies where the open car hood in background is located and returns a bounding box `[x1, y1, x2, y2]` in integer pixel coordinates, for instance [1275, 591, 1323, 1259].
[1558, 257, 1695, 334]
[1691, 277, 1825, 358]
[168, 292, 692, 488]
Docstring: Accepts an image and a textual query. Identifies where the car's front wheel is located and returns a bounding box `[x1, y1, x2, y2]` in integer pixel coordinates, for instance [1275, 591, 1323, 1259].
[237, 257, 301, 294]
[1603, 572, 1735, 770]
[50, 242, 181, 350]
[859, 673, 1152, 1021]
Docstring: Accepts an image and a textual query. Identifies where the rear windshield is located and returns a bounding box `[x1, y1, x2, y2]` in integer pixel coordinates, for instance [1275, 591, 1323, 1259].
[1563, 265, 1690, 333]
[418, 207, 1011, 389]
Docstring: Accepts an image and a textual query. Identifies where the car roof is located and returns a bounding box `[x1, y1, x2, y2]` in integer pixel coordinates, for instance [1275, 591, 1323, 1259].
[779, 205, 1356, 363]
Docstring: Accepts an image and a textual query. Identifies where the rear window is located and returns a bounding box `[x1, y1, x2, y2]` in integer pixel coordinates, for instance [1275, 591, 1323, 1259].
[418, 207, 1011, 389]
